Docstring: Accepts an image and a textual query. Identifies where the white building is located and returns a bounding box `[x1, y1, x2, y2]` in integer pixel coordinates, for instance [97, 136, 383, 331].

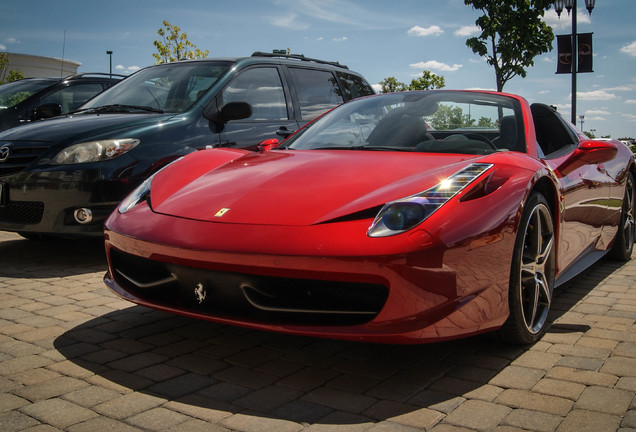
[3, 52, 81, 78]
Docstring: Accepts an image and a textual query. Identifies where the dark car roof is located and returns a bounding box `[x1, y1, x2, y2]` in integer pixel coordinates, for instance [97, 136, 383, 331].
[134, 52, 358, 74]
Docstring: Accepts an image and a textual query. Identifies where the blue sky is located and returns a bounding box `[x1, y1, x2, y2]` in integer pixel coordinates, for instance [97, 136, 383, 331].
[1, 0, 635, 138]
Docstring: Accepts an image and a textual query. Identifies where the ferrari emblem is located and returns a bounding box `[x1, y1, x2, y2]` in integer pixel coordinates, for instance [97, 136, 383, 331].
[194, 283, 207, 304]
[214, 208, 230, 218]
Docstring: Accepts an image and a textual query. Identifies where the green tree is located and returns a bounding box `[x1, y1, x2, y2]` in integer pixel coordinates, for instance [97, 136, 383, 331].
[464, 0, 554, 91]
[429, 104, 475, 130]
[0, 53, 25, 84]
[407, 70, 445, 90]
[379, 76, 406, 93]
[152, 20, 210, 64]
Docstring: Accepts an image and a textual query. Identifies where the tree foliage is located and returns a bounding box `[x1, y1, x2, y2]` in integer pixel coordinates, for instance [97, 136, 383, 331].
[407, 70, 446, 91]
[379, 76, 406, 93]
[0, 52, 24, 84]
[379, 70, 445, 93]
[464, 0, 554, 91]
[152, 20, 210, 64]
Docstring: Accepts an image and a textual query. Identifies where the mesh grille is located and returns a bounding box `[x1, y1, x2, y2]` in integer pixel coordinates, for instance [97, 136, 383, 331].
[0, 201, 44, 224]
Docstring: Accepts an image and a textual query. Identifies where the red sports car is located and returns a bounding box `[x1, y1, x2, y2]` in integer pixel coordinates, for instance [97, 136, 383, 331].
[103, 90, 635, 345]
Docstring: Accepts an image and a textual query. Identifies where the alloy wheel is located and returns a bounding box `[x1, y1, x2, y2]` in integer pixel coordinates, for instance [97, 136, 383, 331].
[518, 203, 554, 335]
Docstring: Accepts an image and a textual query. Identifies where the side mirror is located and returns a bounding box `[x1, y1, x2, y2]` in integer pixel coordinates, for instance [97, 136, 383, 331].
[203, 101, 252, 123]
[257, 138, 280, 152]
[32, 103, 62, 120]
[558, 139, 618, 176]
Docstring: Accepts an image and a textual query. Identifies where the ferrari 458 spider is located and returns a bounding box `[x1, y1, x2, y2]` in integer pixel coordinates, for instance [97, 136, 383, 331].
[104, 90, 635, 344]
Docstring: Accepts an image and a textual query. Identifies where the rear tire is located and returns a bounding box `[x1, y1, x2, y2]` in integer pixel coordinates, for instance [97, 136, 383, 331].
[609, 171, 635, 262]
[500, 193, 555, 345]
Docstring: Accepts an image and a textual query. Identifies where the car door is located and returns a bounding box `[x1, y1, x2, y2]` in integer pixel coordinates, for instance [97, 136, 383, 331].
[533, 104, 613, 273]
[217, 66, 298, 149]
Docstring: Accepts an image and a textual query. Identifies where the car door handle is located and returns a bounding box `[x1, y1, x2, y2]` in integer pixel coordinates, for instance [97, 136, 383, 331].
[276, 127, 295, 138]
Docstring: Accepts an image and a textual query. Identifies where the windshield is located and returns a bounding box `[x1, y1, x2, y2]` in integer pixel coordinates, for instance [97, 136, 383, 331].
[81, 61, 233, 113]
[286, 91, 524, 155]
[0, 79, 56, 110]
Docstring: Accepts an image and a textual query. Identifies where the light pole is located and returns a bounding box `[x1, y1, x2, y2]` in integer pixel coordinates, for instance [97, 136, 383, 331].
[554, 0, 596, 125]
[106, 50, 113, 78]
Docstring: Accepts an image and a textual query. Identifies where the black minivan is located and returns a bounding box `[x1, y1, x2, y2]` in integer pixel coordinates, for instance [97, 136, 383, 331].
[0, 52, 374, 237]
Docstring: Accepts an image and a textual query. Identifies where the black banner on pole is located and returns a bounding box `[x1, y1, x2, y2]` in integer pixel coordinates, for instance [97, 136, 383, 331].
[577, 32, 593, 73]
[556, 33, 594, 74]
[556, 34, 572, 74]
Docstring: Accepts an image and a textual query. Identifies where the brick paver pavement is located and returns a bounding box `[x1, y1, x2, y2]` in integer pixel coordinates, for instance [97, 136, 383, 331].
[1, 230, 635, 431]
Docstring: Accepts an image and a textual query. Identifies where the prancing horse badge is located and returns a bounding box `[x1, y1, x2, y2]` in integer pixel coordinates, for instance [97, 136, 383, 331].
[194, 283, 207, 304]
[214, 208, 230, 217]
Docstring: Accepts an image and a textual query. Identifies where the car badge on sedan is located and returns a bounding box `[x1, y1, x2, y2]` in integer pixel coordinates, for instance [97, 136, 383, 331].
[214, 208, 230, 218]
[194, 283, 207, 304]
[0, 146, 10, 162]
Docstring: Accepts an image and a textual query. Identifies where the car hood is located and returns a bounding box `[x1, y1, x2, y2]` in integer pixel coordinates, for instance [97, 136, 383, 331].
[0, 112, 183, 144]
[151, 149, 487, 226]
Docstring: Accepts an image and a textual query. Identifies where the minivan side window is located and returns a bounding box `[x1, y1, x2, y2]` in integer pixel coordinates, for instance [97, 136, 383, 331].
[221, 67, 288, 121]
[336, 71, 374, 99]
[288, 68, 344, 121]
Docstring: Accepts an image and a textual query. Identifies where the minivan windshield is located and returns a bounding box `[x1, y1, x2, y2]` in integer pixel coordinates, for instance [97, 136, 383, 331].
[0, 78, 57, 110]
[81, 61, 233, 114]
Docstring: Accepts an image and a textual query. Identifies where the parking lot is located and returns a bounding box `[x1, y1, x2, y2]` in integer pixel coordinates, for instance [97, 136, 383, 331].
[1, 230, 635, 432]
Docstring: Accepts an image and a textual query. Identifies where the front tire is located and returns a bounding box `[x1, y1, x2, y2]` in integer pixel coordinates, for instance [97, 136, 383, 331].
[500, 193, 555, 344]
[609, 171, 635, 262]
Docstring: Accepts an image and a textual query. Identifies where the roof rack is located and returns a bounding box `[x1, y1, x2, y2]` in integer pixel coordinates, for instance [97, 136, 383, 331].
[251, 51, 349, 70]
[64, 72, 127, 80]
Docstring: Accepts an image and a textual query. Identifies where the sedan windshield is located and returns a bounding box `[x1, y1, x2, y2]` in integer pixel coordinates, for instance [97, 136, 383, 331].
[81, 61, 233, 113]
[286, 91, 525, 155]
[0, 79, 56, 110]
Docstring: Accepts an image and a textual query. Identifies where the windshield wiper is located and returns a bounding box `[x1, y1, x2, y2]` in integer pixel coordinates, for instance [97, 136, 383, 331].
[70, 104, 164, 114]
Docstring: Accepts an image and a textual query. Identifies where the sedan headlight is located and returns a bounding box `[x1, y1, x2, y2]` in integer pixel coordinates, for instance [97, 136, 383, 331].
[51, 138, 139, 165]
[368, 163, 493, 237]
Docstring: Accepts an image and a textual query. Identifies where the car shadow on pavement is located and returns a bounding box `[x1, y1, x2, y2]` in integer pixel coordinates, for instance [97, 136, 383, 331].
[0, 235, 107, 278]
[51, 256, 626, 426]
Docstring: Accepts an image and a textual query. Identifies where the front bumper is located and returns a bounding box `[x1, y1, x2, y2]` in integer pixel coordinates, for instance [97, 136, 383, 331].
[104, 207, 515, 344]
[0, 168, 133, 237]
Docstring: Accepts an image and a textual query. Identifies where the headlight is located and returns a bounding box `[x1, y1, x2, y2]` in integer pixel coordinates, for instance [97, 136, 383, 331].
[368, 163, 493, 237]
[118, 156, 185, 214]
[51, 138, 139, 165]
[118, 176, 152, 214]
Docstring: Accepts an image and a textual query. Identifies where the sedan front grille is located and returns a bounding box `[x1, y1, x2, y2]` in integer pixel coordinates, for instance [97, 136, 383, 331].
[110, 249, 389, 326]
[0, 143, 52, 177]
[0, 201, 44, 224]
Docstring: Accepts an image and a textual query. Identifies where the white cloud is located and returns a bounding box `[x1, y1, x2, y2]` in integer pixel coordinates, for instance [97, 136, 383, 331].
[577, 90, 617, 100]
[408, 25, 443, 37]
[621, 41, 636, 57]
[410, 60, 462, 72]
[454, 25, 479, 37]
[585, 109, 611, 116]
[271, 13, 309, 30]
[332, 37, 348, 42]
[115, 65, 140, 75]
[626, 100, 636, 105]
[603, 85, 634, 92]
[0, 44, 5, 51]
